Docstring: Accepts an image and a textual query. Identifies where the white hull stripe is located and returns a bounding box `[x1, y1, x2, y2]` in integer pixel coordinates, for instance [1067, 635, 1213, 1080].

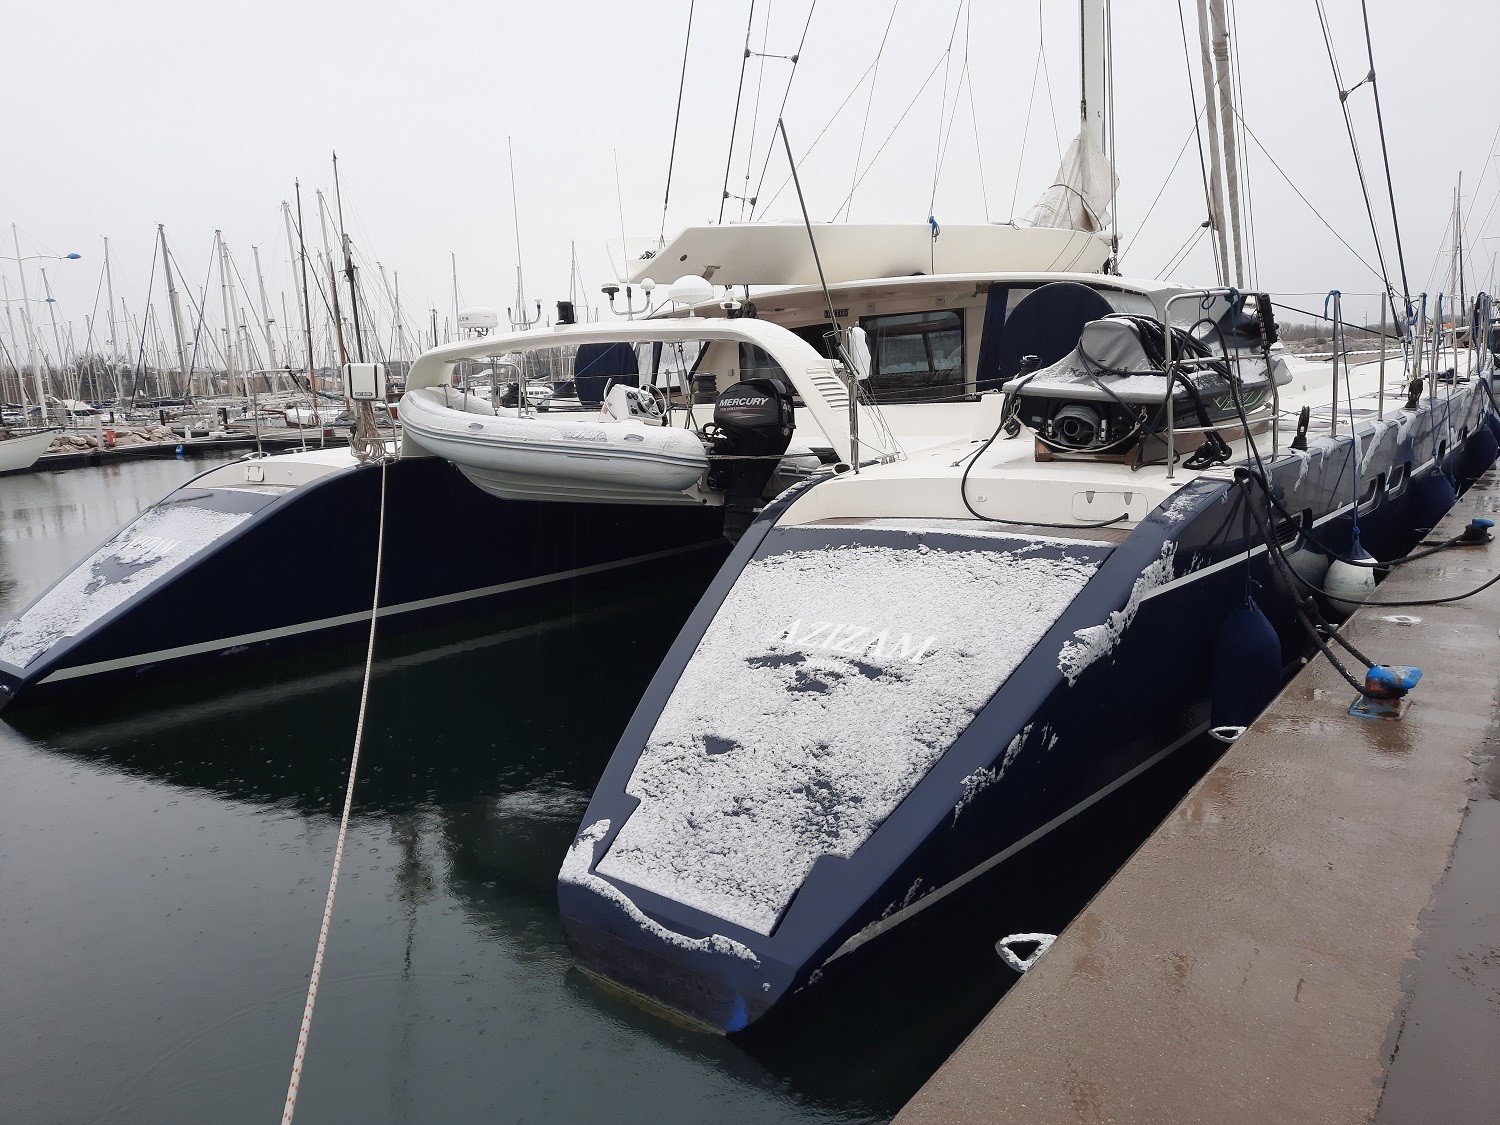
[825, 721, 1208, 965]
[37, 541, 720, 686]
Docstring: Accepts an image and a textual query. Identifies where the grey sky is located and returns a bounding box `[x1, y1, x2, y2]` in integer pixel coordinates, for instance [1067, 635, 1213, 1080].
[5, 0, 1497, 359]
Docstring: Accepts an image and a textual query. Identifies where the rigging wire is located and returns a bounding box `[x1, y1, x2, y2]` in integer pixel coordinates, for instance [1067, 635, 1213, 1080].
[931, 4, 972, 210]
[1157, 225, 1210, 280]
[1232, 107, 1384, 283]
[757, 54, 882, 216]
[1102, 0, 1119, 271]
[962, 1, 990, 221]
[126, 237, 161, 404]
[1175, 0, 1224, 283]
[1039, 2, 1063, 163]
[659, 1, 698, 244]
[718, 1, 759, 224]
[1010, 12, 1049, 220]
[1313, 0, 1398, 315]
[927, 2, 966, 218]
[749, 1, 818, 220]
[830, 51, 950, 221]
[1357, 0, 1411, 310]
[737, 0, 775, 221]
[1121, 113, 1205, 266]
[1457, 124, 1500, 265]
[612, 150, 630, 281]
[840, 0, 900, 222]
[81, 249, 107, 369]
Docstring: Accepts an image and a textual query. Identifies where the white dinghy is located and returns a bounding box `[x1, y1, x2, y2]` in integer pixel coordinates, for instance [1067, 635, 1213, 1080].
[398, 303, 860, 512]
[398, 382, 711, 505]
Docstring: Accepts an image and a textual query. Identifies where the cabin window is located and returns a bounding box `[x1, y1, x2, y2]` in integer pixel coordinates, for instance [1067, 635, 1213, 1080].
[857, 309, 965, 403]
[737, 343, 790, 384]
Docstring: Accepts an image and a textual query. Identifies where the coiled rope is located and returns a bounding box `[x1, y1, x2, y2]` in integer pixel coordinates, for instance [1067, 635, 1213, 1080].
[280, 454, 389, 1124]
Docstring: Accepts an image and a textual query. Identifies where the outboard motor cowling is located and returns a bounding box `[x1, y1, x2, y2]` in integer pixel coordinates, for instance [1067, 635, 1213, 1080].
[708, 378, 795, 541]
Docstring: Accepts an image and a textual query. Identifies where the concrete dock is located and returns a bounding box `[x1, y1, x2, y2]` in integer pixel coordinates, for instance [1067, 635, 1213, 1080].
[29, 429, 341, 470]
[898, 473, 1500, 1124]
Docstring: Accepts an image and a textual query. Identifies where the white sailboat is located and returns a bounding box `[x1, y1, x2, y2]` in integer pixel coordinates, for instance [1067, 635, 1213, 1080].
[0, 428, 58, 473]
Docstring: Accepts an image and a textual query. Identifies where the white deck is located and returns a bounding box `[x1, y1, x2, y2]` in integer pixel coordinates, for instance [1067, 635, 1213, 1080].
[785, 348, 1472, 529]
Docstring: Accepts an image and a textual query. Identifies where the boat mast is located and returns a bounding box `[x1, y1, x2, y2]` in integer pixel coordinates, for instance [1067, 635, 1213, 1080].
[216, 231, 237, 401]
[1079, 0, 1117, 272]
[7, 226, 46, 423]
[1454, 178, 1465, 323]
[159, 225, 193, 403]
[331, 152, 366, 364]
[103, 235, 121, 405]
[506, 137, 541, 330]
[1080, 1, 1106, 154]
[1, 280, 22, 412]
[1192, 0, 1232, 285]
[252, 243, 281, 385]
[450, 252, 459, 343]
[288, 189, 319, 427]
[120, 296, 138, 406]
[280, 292, 294, 374]
[39, 265, 69, 404]
[316, 191, 349, 370]
[1207, 0, 1247, 287]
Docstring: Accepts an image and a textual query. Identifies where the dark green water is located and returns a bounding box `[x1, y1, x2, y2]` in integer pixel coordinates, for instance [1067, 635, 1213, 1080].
[0, 456, 1219, 1123]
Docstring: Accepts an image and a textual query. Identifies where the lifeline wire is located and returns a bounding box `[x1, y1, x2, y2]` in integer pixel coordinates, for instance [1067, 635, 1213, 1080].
[280, 457, 389, 1124]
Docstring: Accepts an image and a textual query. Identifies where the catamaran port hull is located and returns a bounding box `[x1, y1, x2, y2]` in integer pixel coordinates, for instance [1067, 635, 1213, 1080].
[0, 449, 727, 712]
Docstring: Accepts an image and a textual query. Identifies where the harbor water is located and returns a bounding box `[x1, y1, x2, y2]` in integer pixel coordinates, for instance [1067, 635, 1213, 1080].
[0, 455, 1223, 1123]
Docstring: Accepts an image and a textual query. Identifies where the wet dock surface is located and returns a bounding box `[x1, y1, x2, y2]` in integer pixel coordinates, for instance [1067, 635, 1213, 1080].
[898, 472, 1500, 1124]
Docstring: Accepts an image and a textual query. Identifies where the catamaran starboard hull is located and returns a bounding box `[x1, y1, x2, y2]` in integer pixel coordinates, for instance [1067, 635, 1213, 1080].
[559, 379, 1491, 1032]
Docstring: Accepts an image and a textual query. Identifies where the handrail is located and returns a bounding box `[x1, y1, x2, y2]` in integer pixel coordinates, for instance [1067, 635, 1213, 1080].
[1162, 287, 1237, 479]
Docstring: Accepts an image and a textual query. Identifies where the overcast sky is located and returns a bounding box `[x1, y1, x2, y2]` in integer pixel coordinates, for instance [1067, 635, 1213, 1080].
[4, 0, 1497, 361]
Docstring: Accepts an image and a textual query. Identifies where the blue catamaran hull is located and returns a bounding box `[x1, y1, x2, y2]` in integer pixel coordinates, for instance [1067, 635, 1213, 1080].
[559, 380, 1493, 1032]
[0, 453, 728, 712]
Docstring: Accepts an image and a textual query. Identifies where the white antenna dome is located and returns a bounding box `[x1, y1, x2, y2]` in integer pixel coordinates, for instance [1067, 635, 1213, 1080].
[458, 306, 499, 335]
[667, 275, 715, 308]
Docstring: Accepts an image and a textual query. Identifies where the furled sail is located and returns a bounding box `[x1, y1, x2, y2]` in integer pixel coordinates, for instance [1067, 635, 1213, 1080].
[1022, 132, 1117, 233]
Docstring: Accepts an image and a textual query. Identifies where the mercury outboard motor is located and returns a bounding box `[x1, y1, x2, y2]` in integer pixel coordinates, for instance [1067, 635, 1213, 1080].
[707, 377, 795, 541]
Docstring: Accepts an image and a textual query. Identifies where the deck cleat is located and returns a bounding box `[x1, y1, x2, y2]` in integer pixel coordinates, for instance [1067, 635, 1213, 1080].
[1458, 517, 1494, 545]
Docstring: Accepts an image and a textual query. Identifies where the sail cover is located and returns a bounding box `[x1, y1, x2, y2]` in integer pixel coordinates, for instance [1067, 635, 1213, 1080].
[1022, 132, 1117, 233]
